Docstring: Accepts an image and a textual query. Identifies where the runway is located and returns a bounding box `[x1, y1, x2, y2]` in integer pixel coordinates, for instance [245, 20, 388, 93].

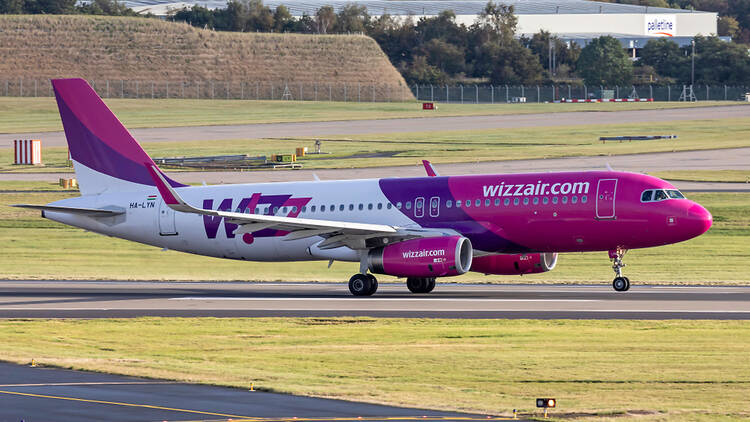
[0, 362, 496, 422]
[1, 281, 749, 319]
[3, 104, 749, 147]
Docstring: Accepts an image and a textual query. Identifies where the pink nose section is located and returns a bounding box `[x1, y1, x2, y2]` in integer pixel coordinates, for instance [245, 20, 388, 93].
[688, 202, 712, 236]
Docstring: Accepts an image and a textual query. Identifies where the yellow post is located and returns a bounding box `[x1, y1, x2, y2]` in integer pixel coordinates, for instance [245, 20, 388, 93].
[250, 383, 254, 391]
[544, 408, 548, 419]
[513, 409, 517, 419]
[30, 359, 36, 367]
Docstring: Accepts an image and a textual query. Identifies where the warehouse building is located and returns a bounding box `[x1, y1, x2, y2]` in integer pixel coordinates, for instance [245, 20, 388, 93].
[127, 0, 718, 48]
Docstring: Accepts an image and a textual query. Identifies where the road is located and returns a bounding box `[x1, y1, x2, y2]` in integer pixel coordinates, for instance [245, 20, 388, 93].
[3, 104, 749, 147]
[1, 281, 748, 319]
[0, 362, 496, 422]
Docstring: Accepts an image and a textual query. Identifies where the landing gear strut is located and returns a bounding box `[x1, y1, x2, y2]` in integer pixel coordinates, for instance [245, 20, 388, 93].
[406, 277, 436, 294]
[610, 248, 630, 292]
[349, 273, 378, 296]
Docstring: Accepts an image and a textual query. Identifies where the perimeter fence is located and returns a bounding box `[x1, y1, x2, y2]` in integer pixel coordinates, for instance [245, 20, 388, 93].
[2, 79, 747, 103]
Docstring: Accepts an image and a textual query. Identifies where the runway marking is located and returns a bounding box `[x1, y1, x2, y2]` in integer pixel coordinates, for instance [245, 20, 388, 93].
[168, 297, 599, 302]
[180, 417, 512, 421]
[0, 381, 178, 387]
[0, 389, 257, 419]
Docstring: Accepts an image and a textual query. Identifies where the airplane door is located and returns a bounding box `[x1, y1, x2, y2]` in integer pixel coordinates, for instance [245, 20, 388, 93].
[414, 197, 425, 218]
[596, 179, 617, 220]
[429, 196, 440, 217]
[158, 200, 178, 235]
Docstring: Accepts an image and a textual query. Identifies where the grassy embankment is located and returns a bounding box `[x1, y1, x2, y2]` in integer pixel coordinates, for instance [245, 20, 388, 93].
[0, 14, 409, 102]
[1, 184, 747, 284]
[650, 170, 750, 183]
[0, 97, 737, 134]
[2, 115, 750, 173]
[0, 318, 748, 420]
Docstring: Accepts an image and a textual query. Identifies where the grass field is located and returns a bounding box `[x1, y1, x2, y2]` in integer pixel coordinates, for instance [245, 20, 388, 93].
[0, 97, 739, 133]
[2, 184, 748, 284]
[0, 318, 748, 420]
[3, 117, 749, 173]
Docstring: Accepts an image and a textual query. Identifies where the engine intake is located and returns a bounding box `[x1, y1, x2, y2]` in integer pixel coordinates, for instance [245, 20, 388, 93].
[470, 253, 558, 275]
[368, 236, 472, 278]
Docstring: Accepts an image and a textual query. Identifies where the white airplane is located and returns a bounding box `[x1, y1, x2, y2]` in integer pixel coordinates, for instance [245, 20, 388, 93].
[16, 79, 712, 296]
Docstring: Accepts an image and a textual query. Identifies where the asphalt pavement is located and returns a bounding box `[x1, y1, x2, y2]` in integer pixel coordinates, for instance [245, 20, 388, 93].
[1, 281, 748, 319]
[0, 362, 498, 422]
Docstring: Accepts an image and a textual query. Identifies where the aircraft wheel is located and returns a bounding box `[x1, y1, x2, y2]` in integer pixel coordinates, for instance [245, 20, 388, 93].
[622, 277, 630, 291]
[366, 274, 378, 295]
[613, 276, 628, 292]
[424, 278, 436, 293]
[349, 274, 374, 296]
[406, 277, 426, 293]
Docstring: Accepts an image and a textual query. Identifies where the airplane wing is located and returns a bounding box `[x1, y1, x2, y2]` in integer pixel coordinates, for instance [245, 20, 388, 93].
[422, 160, 439, 177]
[12, 204, 125, 216]
[146, 165, 427, 250]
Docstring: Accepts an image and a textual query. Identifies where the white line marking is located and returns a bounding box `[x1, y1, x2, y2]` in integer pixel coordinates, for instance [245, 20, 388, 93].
[168, 297, 599, 302]
[0, 382, 177, 387]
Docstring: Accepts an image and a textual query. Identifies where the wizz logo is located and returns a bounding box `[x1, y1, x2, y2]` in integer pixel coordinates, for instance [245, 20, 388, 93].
[202, 193, 311, 239]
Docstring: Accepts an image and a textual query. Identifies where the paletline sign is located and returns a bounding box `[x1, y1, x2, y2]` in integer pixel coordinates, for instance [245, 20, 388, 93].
[645, 14, 676, 37]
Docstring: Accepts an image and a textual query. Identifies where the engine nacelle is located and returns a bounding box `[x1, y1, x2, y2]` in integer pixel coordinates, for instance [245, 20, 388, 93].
[368, 236, 473, 278]
[470, 253, 558, 275]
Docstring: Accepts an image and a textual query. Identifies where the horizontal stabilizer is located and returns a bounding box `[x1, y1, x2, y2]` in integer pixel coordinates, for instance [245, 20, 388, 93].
[12, 204, 125, 216]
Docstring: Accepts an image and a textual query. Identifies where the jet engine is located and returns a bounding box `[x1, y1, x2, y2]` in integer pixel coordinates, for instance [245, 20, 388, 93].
[368, 236, 472, 278]
[470, 253, 558, 275]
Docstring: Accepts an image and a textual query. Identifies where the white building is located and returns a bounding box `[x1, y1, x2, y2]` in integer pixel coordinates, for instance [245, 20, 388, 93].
[128, 0, 719, 48]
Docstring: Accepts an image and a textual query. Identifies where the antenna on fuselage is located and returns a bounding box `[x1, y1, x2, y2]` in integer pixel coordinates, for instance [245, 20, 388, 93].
[605, 162, 614, 171]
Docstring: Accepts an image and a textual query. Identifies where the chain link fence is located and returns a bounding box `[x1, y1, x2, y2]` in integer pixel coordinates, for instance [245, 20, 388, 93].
[412, 84, 750, 103]
[0, 79, 411, 102]
[2, 79, 747, 103]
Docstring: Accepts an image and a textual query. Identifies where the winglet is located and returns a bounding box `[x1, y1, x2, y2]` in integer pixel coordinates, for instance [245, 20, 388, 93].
[145, 164, 197, 213]
[422, 160, 439, 177]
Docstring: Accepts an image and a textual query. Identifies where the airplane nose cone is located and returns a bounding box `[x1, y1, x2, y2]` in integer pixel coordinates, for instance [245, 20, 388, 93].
[687, 202, 712, 236]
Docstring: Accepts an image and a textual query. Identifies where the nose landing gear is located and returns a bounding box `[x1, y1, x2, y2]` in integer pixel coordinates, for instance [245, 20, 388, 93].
[610, 248, 630, 292]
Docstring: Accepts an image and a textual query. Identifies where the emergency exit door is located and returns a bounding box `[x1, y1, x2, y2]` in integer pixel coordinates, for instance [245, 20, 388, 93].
[596, 179, 617, 220]
[159, 200, 178, 235]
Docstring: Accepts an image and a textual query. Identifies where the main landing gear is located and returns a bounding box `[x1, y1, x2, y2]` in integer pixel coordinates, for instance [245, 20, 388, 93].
[610, 248, 630, 292]
[406, 277, 436, 294]
[349, 273, 378, 296]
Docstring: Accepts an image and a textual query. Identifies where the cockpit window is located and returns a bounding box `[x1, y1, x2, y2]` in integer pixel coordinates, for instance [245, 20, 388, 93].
[641, 189, 686, 202]
[667, 190, 685, 199]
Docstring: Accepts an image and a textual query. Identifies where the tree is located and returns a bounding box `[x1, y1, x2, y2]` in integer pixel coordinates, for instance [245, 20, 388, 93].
[524, 30, 581, 76]
[717, 15, 740, 39]
[0, 0, 25, 13]
[690, 35, 750, 85]
[474, 1, 517, 45]
[401, 55, 448, 85]
[76, 0, 136, 15]
[637, 38, 687, 81]
[576, 36, 633, 86]
[273, 5, 295, 32]
[334, 3, 369, 33]
[477, 40, 544, 84]
[170, 5, 215, 28]
[421, 38, 465, 74]
[315, 5, 336, 34]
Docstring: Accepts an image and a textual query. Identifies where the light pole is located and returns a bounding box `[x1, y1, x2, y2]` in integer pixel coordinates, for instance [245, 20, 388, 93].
[691, 39, 695, 90]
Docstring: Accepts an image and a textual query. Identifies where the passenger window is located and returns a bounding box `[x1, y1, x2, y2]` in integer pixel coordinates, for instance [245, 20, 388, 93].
[282, 207, 288, 213]
[494, 198, 500, 206]
[292, 206, 298, 213]
[358, 204, 363, 210]
[339, 204, 345, 211]
[513, 198, 519, 206]
[377, 203, 382, 210]
[301, 206, 306, 212]
[504, 198, 510, 206]
[329, 205, 335, 211]
[533, 197, 539, 205]
[476, 199, 482, 207]
[523, 197, 529, 205]
[396, 202, 402, 209]
[405, 201, 412, 210]
[368, 203, 373, 210]
[456, 201, 462, 208]
[466, 200, 471, 207]
[311, 205, 316, 212]
[581, 196, 588, 203]
[542, 197, 549, 205]
[654, 190, 667, 201]
[446, 200, 453, 208]
[484, 199, 490, 207]
[641, 190, 653, 202]
[562, 196, 568, 204]
[571, 196, 578, 204]
[387, 203, 392, 209]
[273, 206, 279, 214]
[552, 197, 558, 204]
